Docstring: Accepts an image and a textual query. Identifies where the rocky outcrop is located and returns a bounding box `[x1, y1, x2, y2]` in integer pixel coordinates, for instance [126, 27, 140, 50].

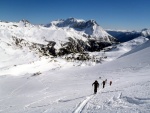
[57, 36, 115, 56]
[11, 36, 109, 62]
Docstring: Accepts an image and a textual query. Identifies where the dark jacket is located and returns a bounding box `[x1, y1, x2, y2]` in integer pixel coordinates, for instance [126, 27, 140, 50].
[92, 81, 99, 89]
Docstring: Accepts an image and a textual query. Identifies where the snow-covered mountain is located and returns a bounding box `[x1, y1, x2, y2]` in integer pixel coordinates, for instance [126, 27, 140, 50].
[45, 18, 114, 39]
[106, 30, 141, 42]
[106, 28, 150, 42]
[0, 18, 117, 59]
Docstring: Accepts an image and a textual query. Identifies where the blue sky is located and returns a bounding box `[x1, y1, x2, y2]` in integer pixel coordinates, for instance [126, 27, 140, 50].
[0, 0, 149, 30]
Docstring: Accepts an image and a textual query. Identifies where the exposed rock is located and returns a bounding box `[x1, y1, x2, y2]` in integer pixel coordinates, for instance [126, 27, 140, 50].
[11, 36, 109, 62]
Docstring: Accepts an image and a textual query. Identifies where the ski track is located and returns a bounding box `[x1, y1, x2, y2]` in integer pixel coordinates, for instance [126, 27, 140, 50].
[10, 81, 29, 96]
[24, 95, 53, 110]
[73, 94, 94, 113]
[0, 80, 29, 102]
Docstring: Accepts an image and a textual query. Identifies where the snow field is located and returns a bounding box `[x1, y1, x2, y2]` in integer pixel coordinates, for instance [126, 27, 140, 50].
[0, 20, 150, 113]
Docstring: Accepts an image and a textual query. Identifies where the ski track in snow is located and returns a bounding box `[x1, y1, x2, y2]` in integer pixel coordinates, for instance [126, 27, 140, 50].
[0, 80, 29, 102]
[73, 94, 95, 113]
[10, 81, 29, 96]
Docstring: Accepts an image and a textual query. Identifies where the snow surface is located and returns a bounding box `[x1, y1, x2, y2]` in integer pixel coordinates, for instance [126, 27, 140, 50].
[0, 20, 150, 113]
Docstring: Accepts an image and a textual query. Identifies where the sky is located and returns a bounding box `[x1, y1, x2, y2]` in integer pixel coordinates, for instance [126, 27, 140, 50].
[0, 0, 149, 30]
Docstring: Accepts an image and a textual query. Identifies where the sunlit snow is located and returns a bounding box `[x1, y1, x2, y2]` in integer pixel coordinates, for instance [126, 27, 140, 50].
[0, 20, 150, 113]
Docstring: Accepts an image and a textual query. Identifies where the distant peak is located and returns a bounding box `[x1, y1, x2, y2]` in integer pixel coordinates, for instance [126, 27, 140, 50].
[45, 18, 100, 29]
[64, 17, 85, 23]
[141, 28, 148, 31]
[20, 19, 30, 24]
[19, 19, 32, 27]
[62, 18, 78, 23]
[66, 17, 77, 21]
[86, 19, 98, 26]
[87, 19, 96, 23]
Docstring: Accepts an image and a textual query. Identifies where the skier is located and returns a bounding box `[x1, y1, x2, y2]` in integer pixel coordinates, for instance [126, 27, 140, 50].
[102, 80, 105, 88]
[92, 80, 99, 94]
[110, 81, 112, 86]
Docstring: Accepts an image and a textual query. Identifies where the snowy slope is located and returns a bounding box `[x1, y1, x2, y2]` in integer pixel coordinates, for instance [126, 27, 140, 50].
[0, 29, 150, 113]
[103, 36, 149, 61]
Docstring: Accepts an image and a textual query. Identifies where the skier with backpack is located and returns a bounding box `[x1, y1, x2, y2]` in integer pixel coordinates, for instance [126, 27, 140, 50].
[92, 80, 99, 94]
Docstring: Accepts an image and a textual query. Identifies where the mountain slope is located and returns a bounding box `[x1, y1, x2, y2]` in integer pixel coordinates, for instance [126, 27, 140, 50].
[80, 39, 150, 113]
[0, 34, 150, 113]
[0, 19, 117, 58]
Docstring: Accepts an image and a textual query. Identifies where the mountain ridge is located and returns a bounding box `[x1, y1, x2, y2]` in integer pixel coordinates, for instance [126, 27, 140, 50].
[0, 18, 117, 58]
[106, 29, 150, 42]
